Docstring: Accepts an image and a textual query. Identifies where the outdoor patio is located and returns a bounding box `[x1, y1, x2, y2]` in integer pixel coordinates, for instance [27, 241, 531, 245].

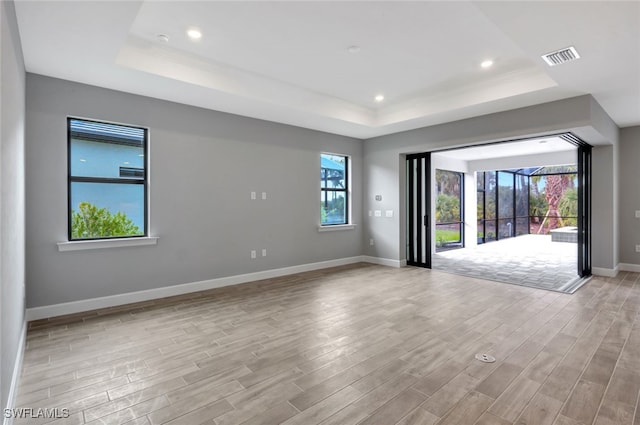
[432, 234, 584, 293]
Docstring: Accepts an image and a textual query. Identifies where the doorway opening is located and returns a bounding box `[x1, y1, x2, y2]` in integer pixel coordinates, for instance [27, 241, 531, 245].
[406, 134, 591, 293]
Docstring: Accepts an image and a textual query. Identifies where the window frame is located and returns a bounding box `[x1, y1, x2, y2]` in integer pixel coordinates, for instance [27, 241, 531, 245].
[67, 117, 149, 241]
[320, 152, 350, 226]
[434, 169, 464, 252]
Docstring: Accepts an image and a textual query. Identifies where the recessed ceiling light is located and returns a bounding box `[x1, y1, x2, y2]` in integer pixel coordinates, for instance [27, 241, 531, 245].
[347, 45, 361, 54]
[480, 60, 493, 69]
[187, 28, 202, 40]
[374, 94, 385, 102]
[79, 159, 86, 162]
[157, 34, 169, 43]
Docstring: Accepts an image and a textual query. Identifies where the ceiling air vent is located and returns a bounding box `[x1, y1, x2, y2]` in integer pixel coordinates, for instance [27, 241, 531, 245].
[541, 46, 581, 66]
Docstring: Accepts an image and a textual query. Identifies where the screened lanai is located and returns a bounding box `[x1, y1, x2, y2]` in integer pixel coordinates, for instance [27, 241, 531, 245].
[428, 137, 588, 293]
[475, 165, 579, 245]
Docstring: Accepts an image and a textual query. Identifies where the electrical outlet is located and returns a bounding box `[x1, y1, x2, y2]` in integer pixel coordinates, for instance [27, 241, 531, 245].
[262, 249, 267, 257]
[262, 192, 267, 200]
[251, 250, 257, 259]
[636, 210, 640, 218]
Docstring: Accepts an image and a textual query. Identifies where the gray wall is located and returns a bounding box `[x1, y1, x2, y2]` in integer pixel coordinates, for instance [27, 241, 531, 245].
[1, 0, 26, 416]
[619, 126, 640, 265]
[592, 145, 617, 269]
[25, 75, 363, 307]
[362, 95, 620, 272]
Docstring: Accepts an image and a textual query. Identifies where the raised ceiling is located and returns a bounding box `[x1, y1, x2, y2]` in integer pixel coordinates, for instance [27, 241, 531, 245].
[14, 1, 640, 139]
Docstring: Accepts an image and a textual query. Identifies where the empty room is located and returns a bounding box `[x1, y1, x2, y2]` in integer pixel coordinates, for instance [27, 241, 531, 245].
[2, 1, 640, 425]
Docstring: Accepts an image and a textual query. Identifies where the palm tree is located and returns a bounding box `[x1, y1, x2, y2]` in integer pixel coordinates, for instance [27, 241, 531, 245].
[435, 169, 460, 196]
[541, 174, 573, 231]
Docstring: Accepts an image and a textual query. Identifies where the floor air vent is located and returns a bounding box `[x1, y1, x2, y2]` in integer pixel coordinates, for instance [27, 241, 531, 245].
[541, 46, 581, 66]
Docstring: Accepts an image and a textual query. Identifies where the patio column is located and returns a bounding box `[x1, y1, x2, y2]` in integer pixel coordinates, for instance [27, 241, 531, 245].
[464, 172, 478, 248]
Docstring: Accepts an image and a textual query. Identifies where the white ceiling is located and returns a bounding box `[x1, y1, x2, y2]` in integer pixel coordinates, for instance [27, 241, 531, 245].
[14, 1, 640, 139]
[434, 136, 575, 162]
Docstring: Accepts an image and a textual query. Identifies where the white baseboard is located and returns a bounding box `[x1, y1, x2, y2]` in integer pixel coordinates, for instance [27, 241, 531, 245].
[3, 321, 26, 425]
[362, 256, 405, 268]
[618, 263, 640, 273]
[592, 266, 619, 278]
[26, 256, 366, 321]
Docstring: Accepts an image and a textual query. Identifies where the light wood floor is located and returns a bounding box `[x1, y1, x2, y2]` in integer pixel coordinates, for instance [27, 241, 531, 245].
[14, 263, 640, 425]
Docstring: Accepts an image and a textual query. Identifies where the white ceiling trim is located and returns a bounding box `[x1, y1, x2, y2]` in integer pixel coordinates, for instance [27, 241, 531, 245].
[118, 35, 561, 132]
[117, 36, 375, 127]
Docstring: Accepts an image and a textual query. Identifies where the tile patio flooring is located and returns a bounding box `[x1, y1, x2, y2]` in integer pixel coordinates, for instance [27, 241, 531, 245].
[433, 234, 581, 293]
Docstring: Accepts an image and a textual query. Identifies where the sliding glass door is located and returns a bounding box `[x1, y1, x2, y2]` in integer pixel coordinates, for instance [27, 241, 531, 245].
[577, 142, 592, 277]
[407, 153, 431, 268]
[407, 132, 591, 278]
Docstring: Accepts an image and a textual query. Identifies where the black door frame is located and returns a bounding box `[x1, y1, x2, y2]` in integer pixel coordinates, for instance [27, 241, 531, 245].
[563, 134, 592, 278]
[406, 153, 431, 268]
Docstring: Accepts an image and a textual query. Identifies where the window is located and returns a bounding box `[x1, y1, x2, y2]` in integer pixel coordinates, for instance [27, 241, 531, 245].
[435, 169, 463, 251]
[320, 153, 349, 225]
[68, 118, 148, 240]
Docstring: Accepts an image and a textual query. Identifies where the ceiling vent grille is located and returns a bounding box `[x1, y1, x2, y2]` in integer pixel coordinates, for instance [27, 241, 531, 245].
[541, 46, 581, 66]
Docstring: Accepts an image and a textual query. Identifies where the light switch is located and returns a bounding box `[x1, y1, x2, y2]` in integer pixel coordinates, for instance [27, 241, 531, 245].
[262, 192, 267, 200]
[385, 210, 393, 218]
[374, 210, 382, 217]
[251, 192, 256, 200]
[635, 210, 640, 218]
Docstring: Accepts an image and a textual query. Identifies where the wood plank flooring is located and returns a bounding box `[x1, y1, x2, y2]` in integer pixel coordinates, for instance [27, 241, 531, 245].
[13, 263, 640, 425]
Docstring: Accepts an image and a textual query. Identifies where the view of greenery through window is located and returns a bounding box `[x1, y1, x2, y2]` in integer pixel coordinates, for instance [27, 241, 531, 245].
[321, 154, 348, 225]
[435, 170, 463, 251]
[530, 171, 578, 233]
[69, 118, 147, 240]
[435, 166, 579, 250]
[71, 202, 142, 239]
[477, 166, 577, 244]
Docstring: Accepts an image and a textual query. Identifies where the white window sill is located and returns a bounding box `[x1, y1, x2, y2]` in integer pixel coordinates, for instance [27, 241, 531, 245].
[317, 224, 357, 232]
[57, 237, 159, 252]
